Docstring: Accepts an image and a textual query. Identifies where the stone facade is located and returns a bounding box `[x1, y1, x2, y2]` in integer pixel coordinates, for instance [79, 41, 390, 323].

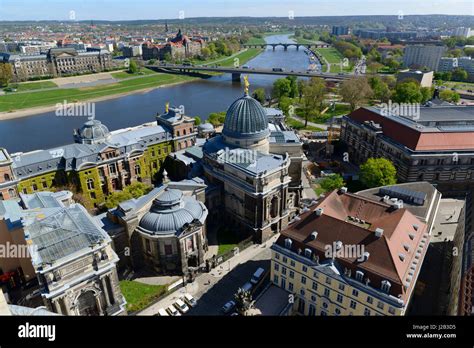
[142, 30, 204, 61]
[0, 48, 112, 82]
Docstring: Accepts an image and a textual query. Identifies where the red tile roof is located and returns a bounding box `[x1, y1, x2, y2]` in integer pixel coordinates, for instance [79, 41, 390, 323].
[277, 190, 429, 302]
[348, 108, 474, 151]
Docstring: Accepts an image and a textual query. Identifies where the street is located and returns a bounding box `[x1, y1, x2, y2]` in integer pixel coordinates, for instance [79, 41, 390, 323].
[137, 234, 277, 316]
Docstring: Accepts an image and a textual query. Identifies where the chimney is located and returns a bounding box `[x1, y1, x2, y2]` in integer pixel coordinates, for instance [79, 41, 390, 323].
[362, 251, 370, 262]
[339, 187, 348, 194]
[311, 231, 318, 240]
[375, 228, 384, 238]
[315, 208, 324, 216]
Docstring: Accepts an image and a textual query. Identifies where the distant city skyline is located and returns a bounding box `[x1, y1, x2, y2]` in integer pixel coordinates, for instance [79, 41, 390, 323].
[0, 0, 472, 21]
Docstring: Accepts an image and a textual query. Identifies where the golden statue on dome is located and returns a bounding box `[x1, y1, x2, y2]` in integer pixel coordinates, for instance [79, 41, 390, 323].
[243, 75, 250, 95]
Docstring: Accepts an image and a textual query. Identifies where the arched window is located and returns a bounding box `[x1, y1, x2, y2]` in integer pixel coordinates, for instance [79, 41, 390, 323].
[270, 196, 279, 219]
[87, 178, 94, 190]
[134, 164, 140, 175]
[4, 173, 10, 182]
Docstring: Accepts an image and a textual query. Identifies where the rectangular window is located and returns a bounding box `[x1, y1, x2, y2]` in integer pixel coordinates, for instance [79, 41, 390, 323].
[337, 294, 343, 303]
[281, 267, 287, 275]
[274, 263, 279, 271]
[288, 283, 294, 292]
[273, 275, 279, 284]
[275, 253, 280, 260]
[289, 270, 295, 279]
[350, 300, 357, 309]
[377, 301, 384, 310]
[388, 307, 395, 315]
[367, 296, 373, 304]
[364, 308, 371, 316]
[324, 288, 330, 297]
[301, 276, 307, 284]
[313, 271, 319, 279]
[290, 260, 296, 267]
[282, 257, 288, 263]
[312, 282, 318, 291]
[352, 289, 359, 297]
[325, 277, 331, 285]
[302, 266, 308, 273]
[338, 283, 345, 291]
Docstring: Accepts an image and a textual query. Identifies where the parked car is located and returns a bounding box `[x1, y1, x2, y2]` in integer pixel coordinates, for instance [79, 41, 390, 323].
[272, 67, 284, 72]
[241, 281, 253, 292]
[182, 293, 197, 307]
[242, 65, 250, 69]
[173, 299, 189, 314]
[222, 300, 236, 314]
[157, 308, 169, 316]
[166, 305, 181, 316]
[251, 267, 265, 285]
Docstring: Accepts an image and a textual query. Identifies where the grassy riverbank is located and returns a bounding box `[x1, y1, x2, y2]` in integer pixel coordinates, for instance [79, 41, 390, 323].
[0, 48, 264, 114]
[0, 73, 195, 113]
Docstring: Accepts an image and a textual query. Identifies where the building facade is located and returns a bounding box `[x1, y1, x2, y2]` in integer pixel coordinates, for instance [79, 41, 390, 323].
[142, 29, 204, 61]
[0, 108, 196, 209]
[403, 45, 446, 71]
[270, 188, 430, 316]
[0, 191, 126, 316]
[0, 47, 112, 82]
[102, 180, 208, 277]
[201, 84, 303, 243]
[341, 106, 474, 186]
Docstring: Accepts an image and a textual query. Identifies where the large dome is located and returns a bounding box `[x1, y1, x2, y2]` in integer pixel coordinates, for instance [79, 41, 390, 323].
[75, 119, 110, 145]
[138, 188, 207, 236]
[222, 94, 269, 141]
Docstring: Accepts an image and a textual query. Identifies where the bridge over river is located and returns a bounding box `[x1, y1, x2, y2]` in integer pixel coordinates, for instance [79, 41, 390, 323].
[147, 64, 353, 82]
[242, 42, 330, 50]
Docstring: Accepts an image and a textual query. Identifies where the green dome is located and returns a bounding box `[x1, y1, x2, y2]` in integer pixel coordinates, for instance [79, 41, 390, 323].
[222, 94, 269, 141]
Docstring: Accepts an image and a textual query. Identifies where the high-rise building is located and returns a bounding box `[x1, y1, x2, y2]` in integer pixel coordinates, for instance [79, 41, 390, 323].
[403, 45, 446, 71]
[331, 26, 350, 36]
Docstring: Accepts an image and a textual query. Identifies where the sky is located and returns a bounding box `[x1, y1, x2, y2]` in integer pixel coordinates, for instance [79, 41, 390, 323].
[0, 0, 472, 21]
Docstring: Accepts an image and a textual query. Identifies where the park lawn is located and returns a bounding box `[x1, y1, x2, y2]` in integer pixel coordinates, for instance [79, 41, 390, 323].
[217, 48, 263, 67]
[443, 81, 474, 90]
[119, 280, 167, 312]
[0, 73, 195, 112]
[286, 117, 325, 131]
[315, 47, 344, 64]
[315, 103, 351, 121]
[111, 68, 157, 79]
[7, 81, 57, 92]
[246, 36, 266, 45]
[216, 228, 244, 255]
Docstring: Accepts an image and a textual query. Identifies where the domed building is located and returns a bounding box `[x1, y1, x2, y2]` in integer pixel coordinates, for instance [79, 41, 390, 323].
[74, 117, 111, 145]
[202, 78, 303, 243]
[105, 179, 208, 276]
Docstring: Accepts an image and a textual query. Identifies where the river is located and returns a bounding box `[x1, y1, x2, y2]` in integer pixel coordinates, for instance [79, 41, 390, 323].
[0, 34, 316, 153]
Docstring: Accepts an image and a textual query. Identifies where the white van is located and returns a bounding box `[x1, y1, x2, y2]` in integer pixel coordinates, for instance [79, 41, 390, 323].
[173, 299, 189, 314]
[166, 305, 181, 316]
[251, 267, 265, 285]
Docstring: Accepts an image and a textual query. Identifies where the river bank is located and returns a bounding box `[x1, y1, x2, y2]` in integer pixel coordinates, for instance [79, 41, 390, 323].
[0, 48, 263, 120]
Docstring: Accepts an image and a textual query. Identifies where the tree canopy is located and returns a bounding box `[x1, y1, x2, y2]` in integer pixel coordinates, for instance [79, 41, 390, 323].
[359, 158, 397, 188]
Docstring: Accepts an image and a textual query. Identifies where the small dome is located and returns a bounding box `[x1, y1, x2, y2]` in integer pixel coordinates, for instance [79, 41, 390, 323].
[222, 94, 269, 141]
[138, 188, 206, 235]
[198, 123, 215, 132]
[75, 119, 110, 144]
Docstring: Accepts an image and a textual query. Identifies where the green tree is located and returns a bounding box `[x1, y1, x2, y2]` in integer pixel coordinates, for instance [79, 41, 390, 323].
[320, 174, 345, 192]
[452, 68, 468, 82]
[360, 158, 397, 188]
[393, 80, 422, 103]
[420, 87, 434, 103]
[0, 63, 13, 87]
[272, 78, 292, 100]
[286, 76, 299, 98]
[194, 116, 202, 125]
[252, 88, 266, 103]
[369, 76, 391, 102]
[208, 111, 227, 126]
[128, 60, 139, 74]
[278, 96, 294, 116]
[300, 77, 326, 127]
[340, 77, 373, 111]
[439, 90, 460, 103]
